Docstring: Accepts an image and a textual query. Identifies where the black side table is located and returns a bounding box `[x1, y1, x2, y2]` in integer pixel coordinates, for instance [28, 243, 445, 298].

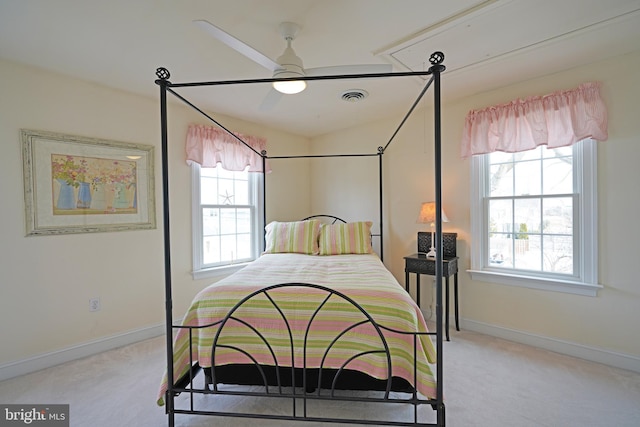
[404, 231, 459, 341]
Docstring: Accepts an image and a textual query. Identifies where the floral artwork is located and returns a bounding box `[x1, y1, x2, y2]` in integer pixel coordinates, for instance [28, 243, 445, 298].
[22, 129, 155, 236]
[51, 154, 138, 214]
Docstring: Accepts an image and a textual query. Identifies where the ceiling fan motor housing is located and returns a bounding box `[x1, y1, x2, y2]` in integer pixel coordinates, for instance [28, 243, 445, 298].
[274, 22, 305, 78]
[274, 45, 305, 77]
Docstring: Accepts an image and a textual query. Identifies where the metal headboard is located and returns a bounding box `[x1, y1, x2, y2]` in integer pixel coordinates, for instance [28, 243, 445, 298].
[301, 214, 347, 224]
[300, 215, 381, 251]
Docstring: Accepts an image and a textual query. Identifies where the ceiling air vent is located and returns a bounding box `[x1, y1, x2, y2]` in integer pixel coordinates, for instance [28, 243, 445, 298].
[340, 89, 369, 102]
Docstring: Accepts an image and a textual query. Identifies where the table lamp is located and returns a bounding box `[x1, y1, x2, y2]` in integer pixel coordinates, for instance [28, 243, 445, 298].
[416, 201, 449, 258]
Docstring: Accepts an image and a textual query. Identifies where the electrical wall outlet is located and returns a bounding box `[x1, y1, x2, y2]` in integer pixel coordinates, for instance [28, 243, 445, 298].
[89, 297, 101, 312]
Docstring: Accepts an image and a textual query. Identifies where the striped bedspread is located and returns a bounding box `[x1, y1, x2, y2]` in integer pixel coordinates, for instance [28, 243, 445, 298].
[157, 253, 436, 405]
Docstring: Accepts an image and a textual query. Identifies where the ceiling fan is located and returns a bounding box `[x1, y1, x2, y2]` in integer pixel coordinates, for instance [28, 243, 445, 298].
[193, 20, 392, 100]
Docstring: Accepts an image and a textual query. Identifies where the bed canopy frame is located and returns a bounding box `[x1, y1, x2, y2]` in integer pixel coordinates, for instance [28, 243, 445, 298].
[155, 51, 447, 426]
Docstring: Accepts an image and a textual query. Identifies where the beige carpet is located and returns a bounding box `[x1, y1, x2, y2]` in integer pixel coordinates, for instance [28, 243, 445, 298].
[1, 329, 639, 426]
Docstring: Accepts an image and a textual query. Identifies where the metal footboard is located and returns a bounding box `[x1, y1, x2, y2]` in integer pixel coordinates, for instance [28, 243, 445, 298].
[168, 283, 439, 426]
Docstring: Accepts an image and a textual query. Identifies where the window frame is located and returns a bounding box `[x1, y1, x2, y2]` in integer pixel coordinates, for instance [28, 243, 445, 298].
[469, 139, 601, 296]
[191, 163, 264, 280]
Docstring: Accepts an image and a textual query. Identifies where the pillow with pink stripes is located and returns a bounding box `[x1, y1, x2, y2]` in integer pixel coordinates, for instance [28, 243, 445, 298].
[318, 221, 373, 255]
[263, 220, 321, 255]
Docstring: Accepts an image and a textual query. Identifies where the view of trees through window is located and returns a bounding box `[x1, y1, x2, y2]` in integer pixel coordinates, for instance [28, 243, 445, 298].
[487, 145, 574, 274]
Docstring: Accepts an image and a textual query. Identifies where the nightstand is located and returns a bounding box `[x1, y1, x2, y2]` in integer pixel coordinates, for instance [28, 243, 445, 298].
[404, 232, 459, 341]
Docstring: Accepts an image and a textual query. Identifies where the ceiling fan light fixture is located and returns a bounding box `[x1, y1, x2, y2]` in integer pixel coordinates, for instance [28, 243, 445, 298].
[272, 66, 306, 94]
[273, 79, 307, 94]
[272, 37, 307, 94]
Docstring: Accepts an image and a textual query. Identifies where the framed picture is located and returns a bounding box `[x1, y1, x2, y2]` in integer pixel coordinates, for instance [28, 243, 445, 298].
[21, 129, 156, 236]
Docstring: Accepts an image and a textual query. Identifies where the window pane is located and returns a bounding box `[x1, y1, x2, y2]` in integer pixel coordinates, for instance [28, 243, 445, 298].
[489, 151, 513, 164]
[201, 167, 218, 178]
[235, 179, 249, 205]
[489, 234, 512, 268]
[543, 156, 573, 194]
[237, 208, 251, 233]
[220, 209, 237, 234]
[237, 233, 251, 259]
[217, 167, 235, 179]
[489, 163, 513, 197]
[203, 208, 220, 235]
[514, 198, 540, 234]
[201, 176, 218, 205]
[489, 199, 512, 267]
[543, 146, 572, 158]
[543, 235, 573, 274]
[220, 234, 237, 262]
[217, 178, 235, 205]
[514, 234, 541, 271]
[519, 146, 543, 162]
[514, 160, 541, 196]
[489, 199, 513, 236]
[542, 197, 573, 234]
[203, 235, 220, 265]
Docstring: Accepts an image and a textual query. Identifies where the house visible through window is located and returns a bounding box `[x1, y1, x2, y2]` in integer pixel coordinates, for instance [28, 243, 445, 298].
[192, 163, 262, 279]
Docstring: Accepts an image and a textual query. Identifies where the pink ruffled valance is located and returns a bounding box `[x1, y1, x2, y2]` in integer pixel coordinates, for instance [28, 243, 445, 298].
[461, 82, 608, 158]
[186, 124, 271, 172]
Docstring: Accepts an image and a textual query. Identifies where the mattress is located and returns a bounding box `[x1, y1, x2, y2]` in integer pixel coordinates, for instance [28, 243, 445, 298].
[157, 253, 436, 405]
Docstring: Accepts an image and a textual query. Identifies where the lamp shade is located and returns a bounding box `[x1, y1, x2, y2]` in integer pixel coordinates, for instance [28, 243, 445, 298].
[416, 201, 449, 224]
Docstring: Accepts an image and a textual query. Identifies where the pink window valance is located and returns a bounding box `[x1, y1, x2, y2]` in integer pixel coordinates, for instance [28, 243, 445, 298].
[186, 124, 271, 172]
[461, 82, 608, 158]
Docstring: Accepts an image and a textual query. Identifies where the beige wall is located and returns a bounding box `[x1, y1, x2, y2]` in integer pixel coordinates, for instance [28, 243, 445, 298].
[1, 49, 638, 375]
[311, 51, 640, 365]
[0, 59, 310, 367]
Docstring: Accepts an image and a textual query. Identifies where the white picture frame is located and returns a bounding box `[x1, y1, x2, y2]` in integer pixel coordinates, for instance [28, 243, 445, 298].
[21, 129, 156, 236]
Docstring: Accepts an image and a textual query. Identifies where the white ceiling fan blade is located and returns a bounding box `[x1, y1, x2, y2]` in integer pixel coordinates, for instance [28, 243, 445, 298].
[193, 20, 282, 72]
[259, 88, 283, 111]
[306, 64, 393, 76]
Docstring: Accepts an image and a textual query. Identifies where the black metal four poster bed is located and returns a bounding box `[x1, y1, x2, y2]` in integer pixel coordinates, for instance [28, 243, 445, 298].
[155, 51, 447, 426]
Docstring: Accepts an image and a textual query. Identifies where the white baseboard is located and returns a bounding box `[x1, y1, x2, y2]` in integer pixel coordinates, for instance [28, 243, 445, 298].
[3, 317, 638, 382]
[461, 317, 640, 374]
[0, 323, 166, 382]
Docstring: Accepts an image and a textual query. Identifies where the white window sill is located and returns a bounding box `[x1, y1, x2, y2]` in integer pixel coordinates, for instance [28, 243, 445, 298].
[467, 269, 602, 297]
[192, 262, 250, 281]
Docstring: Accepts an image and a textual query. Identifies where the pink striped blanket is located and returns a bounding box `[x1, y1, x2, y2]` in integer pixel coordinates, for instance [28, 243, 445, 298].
[157, 253, 436, 405]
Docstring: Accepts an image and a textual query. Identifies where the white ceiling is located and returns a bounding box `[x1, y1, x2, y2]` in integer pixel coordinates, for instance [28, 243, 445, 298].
[1, 0, 639, 138]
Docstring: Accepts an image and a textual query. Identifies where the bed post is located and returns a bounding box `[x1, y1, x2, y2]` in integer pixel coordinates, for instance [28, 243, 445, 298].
[429, 51, 446, 426]
[155, 67, 175, 427]
[261, 151, 267, 252]
[378, 146, 384, 261]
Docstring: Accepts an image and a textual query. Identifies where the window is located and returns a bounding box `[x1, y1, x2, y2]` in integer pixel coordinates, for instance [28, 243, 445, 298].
[191, 163, 263, 279]
[469, 140, 600, 296]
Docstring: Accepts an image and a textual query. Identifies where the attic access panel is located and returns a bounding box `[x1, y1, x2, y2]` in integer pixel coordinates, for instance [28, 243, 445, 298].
[379, 0, 640, 75]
